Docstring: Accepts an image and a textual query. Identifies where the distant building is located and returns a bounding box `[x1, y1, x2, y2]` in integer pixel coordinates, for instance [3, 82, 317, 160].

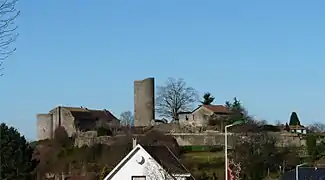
[289, 125, 307, 134]
[36, 106, 120, 140]
[178, 104, 232, 127]
[281, 167, 325, 180]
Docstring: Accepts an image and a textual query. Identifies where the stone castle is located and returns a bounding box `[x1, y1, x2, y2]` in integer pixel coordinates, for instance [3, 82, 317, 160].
[36, 77, 156, 141]
[36, 77, 306, 149]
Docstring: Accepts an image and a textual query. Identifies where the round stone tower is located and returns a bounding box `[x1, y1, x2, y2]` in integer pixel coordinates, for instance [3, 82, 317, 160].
[134, 77, 155, 127]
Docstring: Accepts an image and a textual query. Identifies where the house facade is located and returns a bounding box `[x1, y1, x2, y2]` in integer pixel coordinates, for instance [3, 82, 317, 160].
[104, 139, 193, 180]
[289, 125, 307, 134]
[178, 105, 231, 127]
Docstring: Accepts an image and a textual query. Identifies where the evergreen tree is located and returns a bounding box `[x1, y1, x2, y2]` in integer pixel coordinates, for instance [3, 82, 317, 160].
[0, 123, 38, 180]
[289, 112, 301, 125]
[201, 92, 215, 105]
[225, 97, 250, 124]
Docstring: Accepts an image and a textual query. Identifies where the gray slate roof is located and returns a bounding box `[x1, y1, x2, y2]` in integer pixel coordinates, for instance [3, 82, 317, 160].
[281, 167, 325, 180]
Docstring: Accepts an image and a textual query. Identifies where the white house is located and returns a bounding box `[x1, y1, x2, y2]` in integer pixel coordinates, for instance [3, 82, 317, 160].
[103, 138, 193, 180]
[178, 104, 231, 127]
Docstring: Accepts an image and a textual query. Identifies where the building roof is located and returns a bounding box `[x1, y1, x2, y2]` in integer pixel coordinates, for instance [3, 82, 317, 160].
[289, 124, 306, 130]
[281, 167, 325, 180]
[178, 105, 231, 116]
[202, 105, 231, 114]
[63, 106, 118, 122]
[189, 104, 231, 114]
[104, 144, 192, 180]
[143, 145, 189, 175]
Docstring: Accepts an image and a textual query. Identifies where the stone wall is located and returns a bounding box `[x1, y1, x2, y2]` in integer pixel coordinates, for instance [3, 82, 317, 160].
[170, 132, 306, 147]
[74, 131, 306, 148]
[36, 114, 53, 140]
[134, 78, 155, 127]
[37, 107, 77, 140]
[50, 107, 76, 137]
[74, 131, 130, 147]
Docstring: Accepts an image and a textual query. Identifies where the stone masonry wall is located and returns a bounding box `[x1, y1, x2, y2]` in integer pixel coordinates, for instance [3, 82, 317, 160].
[36, 114, 53, 140]
[171, 132, 306, 147]
[74, 131, 305, 148]
[134, 78, 155, 127]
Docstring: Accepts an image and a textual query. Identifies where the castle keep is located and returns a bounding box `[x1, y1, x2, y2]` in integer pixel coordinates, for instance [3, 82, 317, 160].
[134, 77, 155, 127]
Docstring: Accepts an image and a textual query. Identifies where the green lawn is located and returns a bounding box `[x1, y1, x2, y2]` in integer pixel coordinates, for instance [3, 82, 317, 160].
[181, 151, 224, 162]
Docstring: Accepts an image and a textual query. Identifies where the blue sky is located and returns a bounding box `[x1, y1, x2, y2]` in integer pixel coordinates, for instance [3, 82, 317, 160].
[1, 0, 325, 140]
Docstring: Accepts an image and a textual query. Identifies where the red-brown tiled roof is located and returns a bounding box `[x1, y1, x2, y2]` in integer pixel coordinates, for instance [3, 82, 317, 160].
[64, 107, 118, 122]
[289, 125, 306, 130]
[202, 105, 231, 114]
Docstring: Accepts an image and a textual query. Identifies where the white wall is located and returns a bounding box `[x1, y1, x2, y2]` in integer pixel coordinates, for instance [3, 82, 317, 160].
[179, 113, 194, 126]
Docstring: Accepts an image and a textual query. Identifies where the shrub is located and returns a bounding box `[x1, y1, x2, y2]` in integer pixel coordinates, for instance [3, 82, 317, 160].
[96, 127, 113, 136]
[260, 125, 281, 132]
[54, 126, 70, 147]
[99, 166, 110, 180]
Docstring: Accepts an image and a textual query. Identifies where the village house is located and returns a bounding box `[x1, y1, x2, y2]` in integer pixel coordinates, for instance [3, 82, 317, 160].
[103, 138, 193, 180]
[289, 124, 307, 134]
[178, 104, 232, 127]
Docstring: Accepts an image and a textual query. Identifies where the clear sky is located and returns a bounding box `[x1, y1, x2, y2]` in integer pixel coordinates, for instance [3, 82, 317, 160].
[1, 0, 325, 140]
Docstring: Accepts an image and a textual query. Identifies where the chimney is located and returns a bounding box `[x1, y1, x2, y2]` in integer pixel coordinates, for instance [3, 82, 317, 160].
[132, 137, 137, 148]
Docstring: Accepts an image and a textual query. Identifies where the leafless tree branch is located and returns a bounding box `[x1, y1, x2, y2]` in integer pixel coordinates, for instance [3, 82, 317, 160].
[0, 0, 19, 75]
[155, 77, 198, 121]
[308, 122, 325, 132]
[119, 111, 134, 126]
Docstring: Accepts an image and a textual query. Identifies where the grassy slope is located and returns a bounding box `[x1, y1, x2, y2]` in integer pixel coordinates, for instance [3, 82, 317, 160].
[180, 150, 225, 179]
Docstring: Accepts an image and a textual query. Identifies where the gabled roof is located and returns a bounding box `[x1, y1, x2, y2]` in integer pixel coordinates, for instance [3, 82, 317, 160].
[61, 106, 119, 122]
[143, 145, 189, 175]
[192, 104, 231, 114]
[289, 124, 306, 130]
[104, 144, 193, 180]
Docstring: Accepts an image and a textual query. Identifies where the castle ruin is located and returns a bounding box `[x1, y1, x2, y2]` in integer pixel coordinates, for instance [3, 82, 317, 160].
[134, 77, 155, 127]
[36, 106, 120, 141]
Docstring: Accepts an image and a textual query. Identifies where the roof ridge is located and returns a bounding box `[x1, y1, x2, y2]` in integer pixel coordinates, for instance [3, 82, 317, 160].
[162, 144, 194, 179]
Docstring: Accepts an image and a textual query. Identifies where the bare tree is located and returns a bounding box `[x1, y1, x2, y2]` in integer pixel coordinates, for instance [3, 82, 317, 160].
[156, 78, 198, 121]
[308, 122, 325, 132]
[0, 0, 20, 75]
[119, 111, 134, 126]
[275, 120, 282, 126]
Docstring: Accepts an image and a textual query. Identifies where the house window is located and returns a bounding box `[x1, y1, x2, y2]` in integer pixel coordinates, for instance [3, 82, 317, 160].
[132, 176, 146, 180]
[185, 115, 189, 120]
